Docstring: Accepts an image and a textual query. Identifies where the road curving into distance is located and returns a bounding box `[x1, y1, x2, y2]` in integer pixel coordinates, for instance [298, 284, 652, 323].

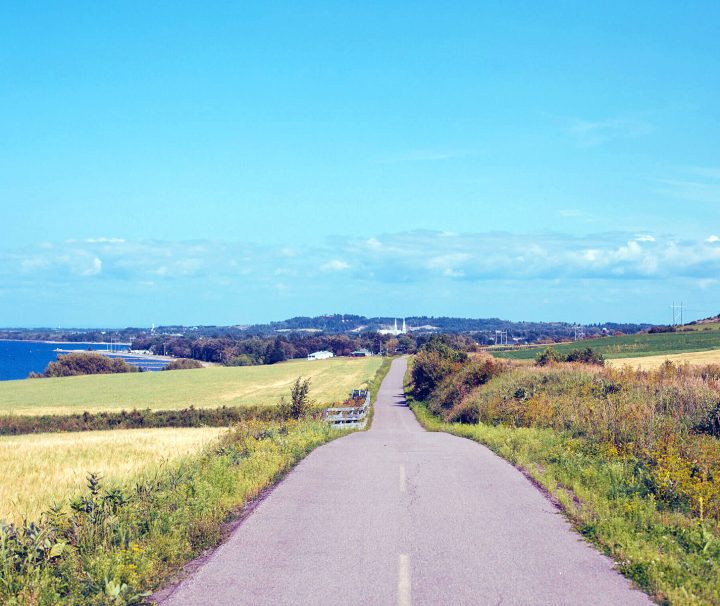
[157, 357, 653, 606]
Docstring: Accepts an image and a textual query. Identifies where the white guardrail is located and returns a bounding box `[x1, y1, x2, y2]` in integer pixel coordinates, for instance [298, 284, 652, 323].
[324, 389, 370, 429]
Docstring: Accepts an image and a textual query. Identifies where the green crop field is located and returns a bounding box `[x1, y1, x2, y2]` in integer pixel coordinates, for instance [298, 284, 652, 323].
[495, 329, 720, 361]
[0, 356, 383, 416]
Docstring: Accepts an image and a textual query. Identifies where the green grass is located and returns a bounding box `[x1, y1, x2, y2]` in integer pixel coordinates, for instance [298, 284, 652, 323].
[496, 330, 720, 360]
[0, 357, 383, 416]
[410, 402, 720, 606]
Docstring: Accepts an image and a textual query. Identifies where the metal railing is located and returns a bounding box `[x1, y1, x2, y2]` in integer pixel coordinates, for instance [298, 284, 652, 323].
[324, 389, 370, 429]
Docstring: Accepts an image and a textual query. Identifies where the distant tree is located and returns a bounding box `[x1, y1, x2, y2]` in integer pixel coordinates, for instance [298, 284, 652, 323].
[267, 337, 287, 364]
[649, 325, 676, 334]
[42, 352, 139, 377]
[162, 358, 203, 371]
[227, 354, 256, 366]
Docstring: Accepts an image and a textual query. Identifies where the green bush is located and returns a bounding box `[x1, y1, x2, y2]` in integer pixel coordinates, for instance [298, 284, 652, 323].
[162, 358, 204, 371]
[39, 352, 139, 378]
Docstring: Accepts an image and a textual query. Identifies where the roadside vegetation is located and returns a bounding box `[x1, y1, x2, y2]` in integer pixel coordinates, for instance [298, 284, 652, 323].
[0, 419, 338, 605]
[408, 338, 720, 605]
[0, 357, 391, 604]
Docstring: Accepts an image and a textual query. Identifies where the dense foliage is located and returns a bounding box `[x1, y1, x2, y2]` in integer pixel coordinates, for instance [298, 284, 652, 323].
[535, 346, 604, 365]
[34, 353, 139, 378]
[0, 405, 286, 436]
[161, 358, 203, 371]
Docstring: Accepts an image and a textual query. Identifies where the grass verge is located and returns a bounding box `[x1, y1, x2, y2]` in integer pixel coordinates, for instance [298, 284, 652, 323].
[0, 419, 341, 605]
[363, 356, 394, 429]
[409, 399, 720, 606]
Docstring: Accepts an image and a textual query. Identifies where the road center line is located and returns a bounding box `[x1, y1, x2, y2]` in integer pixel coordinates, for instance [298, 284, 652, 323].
[398, 554, 411, 606]
[399, 464, 406, 493]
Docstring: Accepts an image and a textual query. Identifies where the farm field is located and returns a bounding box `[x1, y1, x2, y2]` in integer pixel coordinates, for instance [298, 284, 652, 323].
[607, 348, 720, 370]
[0, 426, 224, 522]
[496, 329, 720, 361]
[0, 356, 383, 416]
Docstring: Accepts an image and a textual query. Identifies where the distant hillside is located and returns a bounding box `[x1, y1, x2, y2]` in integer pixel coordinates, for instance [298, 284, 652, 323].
[0, 315, 651, 345]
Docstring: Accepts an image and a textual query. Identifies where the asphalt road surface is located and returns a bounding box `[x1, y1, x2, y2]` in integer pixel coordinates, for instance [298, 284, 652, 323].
[158, 357, 653, 606]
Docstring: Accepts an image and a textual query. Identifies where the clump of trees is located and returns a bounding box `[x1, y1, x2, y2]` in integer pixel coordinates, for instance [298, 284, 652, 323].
[32, 352, 139, 378]
[162, 358, 204, 371]
[535, 347, 604, 366]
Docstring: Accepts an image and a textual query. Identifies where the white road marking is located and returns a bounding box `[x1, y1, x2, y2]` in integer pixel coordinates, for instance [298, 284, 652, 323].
[399, 464, 407, 493]
[398, 554, 411, 606]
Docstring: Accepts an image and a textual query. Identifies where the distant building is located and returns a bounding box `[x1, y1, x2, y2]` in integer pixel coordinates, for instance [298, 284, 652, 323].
[351, 348, 373, 357]
[378, 318, 408, 336]
[307, 350, 334, 361]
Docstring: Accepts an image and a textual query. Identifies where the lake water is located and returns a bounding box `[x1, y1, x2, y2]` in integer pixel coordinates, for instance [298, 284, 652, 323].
[0, 340, 169, 381]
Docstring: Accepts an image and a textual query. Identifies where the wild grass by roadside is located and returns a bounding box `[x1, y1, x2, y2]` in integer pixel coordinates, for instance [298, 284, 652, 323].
[362, 357, 393, 429]
[0, 419, 340, 605]
[410, 401, 720, 606]
[406, 341, 720, 606]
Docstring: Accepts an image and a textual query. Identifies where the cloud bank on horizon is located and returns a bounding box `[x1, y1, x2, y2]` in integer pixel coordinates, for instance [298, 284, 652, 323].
[2, 231, 720, 327]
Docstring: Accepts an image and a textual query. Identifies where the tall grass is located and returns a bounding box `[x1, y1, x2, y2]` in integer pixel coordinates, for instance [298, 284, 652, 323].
[0, 419, 338, 605]
[411, 403, 720, 606]
[409, 353, 720, 605]
[439, 362, 720, 520]
[0, 427, 224, 523]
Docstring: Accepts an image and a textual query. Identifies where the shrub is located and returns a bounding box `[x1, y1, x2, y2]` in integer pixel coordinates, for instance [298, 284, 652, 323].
[41, 352, 139, 377]
[163, 358, 204, 371]
[411, 338, 468, 400]
[535, 346, 562, 366]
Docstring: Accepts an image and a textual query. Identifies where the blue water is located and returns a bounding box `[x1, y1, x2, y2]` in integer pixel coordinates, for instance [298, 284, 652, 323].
[0, 341, 168, 381]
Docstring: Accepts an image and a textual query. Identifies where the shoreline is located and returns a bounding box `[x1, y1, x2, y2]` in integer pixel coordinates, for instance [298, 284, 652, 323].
[0, 339, 132, 346]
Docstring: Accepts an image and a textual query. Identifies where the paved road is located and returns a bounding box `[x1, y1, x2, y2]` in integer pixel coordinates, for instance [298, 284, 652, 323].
[158, 358, 653, 606]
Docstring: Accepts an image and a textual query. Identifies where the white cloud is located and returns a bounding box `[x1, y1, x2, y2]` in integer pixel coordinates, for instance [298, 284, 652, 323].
[321, 259, 350, 271]
[3, 231, 720, 289]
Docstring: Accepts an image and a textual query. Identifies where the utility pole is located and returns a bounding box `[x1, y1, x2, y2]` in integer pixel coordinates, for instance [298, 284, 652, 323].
[671, 302, 684, 327]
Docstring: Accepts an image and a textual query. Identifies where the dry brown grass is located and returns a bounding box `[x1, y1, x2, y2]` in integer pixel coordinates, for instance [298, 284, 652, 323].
[608, 349, 720, 370]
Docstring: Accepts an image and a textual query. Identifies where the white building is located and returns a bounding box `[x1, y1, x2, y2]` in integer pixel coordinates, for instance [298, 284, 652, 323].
[307, 350, 334, 361]
[378, 318, 407, 336]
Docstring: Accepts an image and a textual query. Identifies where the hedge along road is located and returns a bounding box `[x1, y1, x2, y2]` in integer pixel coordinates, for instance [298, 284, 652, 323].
[156, 358, 653, 606]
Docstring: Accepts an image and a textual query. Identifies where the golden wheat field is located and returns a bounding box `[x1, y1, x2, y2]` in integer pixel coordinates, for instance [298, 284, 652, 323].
[607, 348, 720, 370]
[0, 427, 224, 523]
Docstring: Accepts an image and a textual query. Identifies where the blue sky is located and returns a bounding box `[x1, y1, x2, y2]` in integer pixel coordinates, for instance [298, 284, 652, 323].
[1, 1, 719, 327]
